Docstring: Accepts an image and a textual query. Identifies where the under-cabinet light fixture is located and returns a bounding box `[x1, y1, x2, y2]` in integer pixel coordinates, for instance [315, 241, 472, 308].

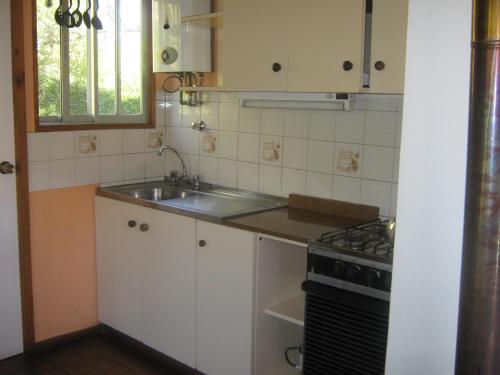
[239, 92, 355, 112]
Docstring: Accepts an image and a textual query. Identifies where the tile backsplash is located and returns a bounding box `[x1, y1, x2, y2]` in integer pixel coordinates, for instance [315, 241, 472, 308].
[28, 91, 402, 218]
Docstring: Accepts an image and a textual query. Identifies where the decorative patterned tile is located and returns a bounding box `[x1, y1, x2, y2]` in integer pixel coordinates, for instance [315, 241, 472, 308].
[260, 135, 282, 166]
[334, 143, 362, 178]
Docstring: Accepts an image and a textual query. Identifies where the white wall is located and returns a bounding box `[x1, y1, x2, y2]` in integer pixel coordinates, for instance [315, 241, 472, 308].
[385, 0, 471, 374]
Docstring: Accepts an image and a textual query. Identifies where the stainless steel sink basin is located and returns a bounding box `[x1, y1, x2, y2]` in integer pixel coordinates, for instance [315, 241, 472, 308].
[127, 187, 194, 202]
[98, 180, 288, 222]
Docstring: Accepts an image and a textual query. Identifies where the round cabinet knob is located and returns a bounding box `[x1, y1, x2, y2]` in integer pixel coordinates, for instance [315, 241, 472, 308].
[272, 63, 282, 72]
[128, 220, 137, 228]
[163, 23, 170, 30]
[374, 61, 386, 71]
[343, 61, 354, 71]
[199, 240, 206, 247]
[364, 269, 381, 287]
[345, 264, 361, 281]
[140, 223, 149, 232]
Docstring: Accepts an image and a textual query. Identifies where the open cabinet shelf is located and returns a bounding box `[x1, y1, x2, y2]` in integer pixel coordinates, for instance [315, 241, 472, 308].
[264, 294, 305, 327]
[181, 12, 223, 28]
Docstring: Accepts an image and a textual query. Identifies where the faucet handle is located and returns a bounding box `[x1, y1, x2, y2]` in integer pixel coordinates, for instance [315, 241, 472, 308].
[192, 175, 201, 189]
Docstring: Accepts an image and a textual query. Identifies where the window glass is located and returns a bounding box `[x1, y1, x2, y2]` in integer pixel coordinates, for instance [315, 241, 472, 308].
[37, 1, 62, 118]
[35, 0, 149, 126]
[120, 0, 142, 115]
[69, 26, 89, 116]
[97, 0, 117, 115]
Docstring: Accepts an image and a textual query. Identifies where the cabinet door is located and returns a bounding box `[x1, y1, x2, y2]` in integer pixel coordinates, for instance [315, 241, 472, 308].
[370, 0, 408, 93]
[196, 222, 256, 375]
[141, 208, 197, 368]
[95, 197, 143, 340]
[221, 0, 289, 91]
[288, 0, 365, 93]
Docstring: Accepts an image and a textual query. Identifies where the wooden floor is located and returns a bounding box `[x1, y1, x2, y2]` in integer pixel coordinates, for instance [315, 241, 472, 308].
[0, 333, 201, 375]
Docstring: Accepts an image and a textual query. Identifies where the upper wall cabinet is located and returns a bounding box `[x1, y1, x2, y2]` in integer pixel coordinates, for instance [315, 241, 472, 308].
[221, 0, 289, 91]
[368, 0, 409, 94]
[288, 0, 365, 93]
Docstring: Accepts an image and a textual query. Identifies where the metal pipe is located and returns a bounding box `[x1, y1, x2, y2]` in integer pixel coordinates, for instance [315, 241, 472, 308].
[456, 0, 500, 373]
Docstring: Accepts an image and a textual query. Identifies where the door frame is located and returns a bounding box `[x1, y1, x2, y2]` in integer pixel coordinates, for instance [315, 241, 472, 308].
[9, 0, 35, 350]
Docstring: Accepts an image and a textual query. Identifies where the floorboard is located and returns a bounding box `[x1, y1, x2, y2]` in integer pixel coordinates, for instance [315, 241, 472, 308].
[0, 333, 201, 375]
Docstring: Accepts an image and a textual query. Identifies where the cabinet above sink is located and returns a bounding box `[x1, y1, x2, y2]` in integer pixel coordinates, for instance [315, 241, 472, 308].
[213, 0, 409, 94]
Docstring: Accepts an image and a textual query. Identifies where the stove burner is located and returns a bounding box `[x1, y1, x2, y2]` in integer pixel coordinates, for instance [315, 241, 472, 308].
[319, 219, 394, 260]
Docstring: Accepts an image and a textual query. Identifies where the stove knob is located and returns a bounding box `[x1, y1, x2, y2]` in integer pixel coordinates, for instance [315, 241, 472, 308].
[345, 264, 361, 282]
[383, 272, 392, 291]
[364, 269, 381, 287]
[333, 261, 345, 277]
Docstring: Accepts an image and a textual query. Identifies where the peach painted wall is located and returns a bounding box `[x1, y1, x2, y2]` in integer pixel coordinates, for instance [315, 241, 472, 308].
[30, 185, 99, 342]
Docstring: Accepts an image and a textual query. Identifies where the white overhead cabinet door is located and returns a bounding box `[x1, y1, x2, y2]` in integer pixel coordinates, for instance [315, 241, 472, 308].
[369, 0, 409, 94]
[221, 0, 289, 91]
[288, 0, 365, 93]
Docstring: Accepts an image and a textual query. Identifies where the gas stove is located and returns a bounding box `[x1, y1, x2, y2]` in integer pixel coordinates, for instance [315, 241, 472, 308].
[302, 219, 394, 375]
[306, 219, 394, 301]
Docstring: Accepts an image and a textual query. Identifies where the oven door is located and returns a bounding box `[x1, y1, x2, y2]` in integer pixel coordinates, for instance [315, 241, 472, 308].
[301, 280, 390, 375]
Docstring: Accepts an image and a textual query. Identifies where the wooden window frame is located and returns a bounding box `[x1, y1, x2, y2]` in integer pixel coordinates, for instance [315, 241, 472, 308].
[32, 0, 155, 133]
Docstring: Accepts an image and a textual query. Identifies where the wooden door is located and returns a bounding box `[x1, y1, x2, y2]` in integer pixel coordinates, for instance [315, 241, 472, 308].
[221, 0, 289, 91]
[369, 0, 409, 93]
[196, 222, 256, 375]
[95, 197, 143, 340]
[288, 0, 365, 92]
[141, 208, 197, 368]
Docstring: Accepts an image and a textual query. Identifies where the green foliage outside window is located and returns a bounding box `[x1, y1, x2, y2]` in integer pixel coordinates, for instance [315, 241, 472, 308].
[37, 0, 143, 122]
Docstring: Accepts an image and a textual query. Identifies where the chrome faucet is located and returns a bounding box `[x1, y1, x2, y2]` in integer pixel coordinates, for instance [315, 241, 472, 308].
[158, 144, 188, 185]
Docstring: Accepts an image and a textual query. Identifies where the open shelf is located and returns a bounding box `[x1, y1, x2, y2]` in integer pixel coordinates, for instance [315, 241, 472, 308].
[181, 12, 223, 28]
[264, 294, 305, 327]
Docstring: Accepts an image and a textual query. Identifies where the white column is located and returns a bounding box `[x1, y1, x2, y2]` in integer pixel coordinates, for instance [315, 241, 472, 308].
[385, 0, 472, 374]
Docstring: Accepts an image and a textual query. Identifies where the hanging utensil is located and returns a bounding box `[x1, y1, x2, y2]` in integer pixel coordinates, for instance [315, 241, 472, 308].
[83, 0, 92, 29]
[91, 0, 103, 30]
[71, 0, 83, 27]
[54, 0, 64, 26]
[61, 0, 74, 28]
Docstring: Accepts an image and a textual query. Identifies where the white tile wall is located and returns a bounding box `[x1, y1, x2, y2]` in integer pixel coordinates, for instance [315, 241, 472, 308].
[27, 92, 403, 218]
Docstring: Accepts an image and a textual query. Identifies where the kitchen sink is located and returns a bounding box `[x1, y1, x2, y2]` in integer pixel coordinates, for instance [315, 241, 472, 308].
[125, 187, 194, 202]
[97, 180, 288, 222]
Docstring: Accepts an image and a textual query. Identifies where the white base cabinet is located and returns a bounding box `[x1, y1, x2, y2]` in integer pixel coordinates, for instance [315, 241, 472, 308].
[196, 221, 256, 375]
[95, 197, 256, 375]
[96, 197, 197, 368]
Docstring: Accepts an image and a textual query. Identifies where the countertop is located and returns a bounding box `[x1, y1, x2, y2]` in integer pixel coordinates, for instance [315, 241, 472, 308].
[96, 184, 379, 244]
[223, 207, 369, 244]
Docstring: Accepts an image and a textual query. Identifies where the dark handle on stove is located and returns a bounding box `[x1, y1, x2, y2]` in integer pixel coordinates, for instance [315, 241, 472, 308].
[272, 63, 282, 72]
[199, 240, 206, 247]
[128, 220, 137, 228]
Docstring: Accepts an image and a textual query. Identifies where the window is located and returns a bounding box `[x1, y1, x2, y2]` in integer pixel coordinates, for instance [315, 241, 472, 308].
[36, 0, 151, 127]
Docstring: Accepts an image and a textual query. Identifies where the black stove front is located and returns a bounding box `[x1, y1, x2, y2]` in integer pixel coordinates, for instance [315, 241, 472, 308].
[302, 220, 394, 375]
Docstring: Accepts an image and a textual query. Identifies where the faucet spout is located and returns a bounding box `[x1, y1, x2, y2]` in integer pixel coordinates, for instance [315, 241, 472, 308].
[158, 144, 188, 179]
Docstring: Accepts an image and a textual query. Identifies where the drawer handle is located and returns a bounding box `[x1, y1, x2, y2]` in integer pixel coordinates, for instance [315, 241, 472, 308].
[343, 61, 353, 71]
[128, 220, 137, 228]
[374, 61, 386, 71]
[199, 240, 206, 247]
[272, 63, 282, 72]
[140, 223, 149, 232]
